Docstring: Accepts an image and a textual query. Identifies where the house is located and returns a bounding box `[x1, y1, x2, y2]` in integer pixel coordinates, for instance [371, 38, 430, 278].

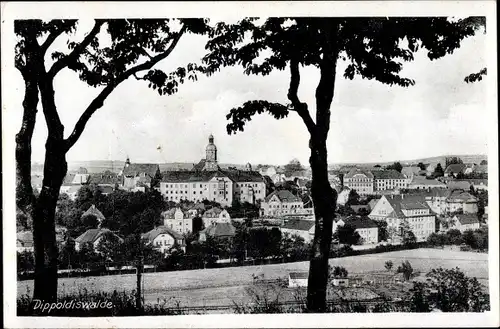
[422, 188, 450, 215]
[401, 166, 422, 181]
[199, 222, 237, 242]
[372, 170, 408, 192]
[289, 272, 308, 287]
[450, 214, 481, 232]
[260, 190, 305, 216]
[142, 226, 186, 254]
[463, 163, 476, 175]
[74, 228, 123, 252]
[343, 168, 374, 196]
[17, 231, 34, 253]
[88, 172, 120, 191]
[271, 173, 288, 185]
[159, 136, 266, 206]
[408, 176, 446, 190]
[369, 195, 436, 242]
[344, 216, 379, 244]
[281, 218, 315, 243]
[201, 207, 231, 228]
[444, 164, 466, 177]
[81, 204, 106, 224]
[161, 208, 193, 235]
[120, 158, 161, 191]
[446, 190, 478, 214]
[59, 172, 90, 200]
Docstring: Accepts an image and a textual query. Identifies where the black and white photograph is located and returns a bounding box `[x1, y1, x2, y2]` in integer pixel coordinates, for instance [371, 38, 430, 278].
[2, 1, 498, 328]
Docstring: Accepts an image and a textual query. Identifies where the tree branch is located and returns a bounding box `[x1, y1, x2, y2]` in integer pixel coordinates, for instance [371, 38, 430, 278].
[48, 20, 104, 79]
[287, 59, 316, 135]
[315, 21, 340, 139]
[65, 25, 187, 150]
[40, 21, 76, 55]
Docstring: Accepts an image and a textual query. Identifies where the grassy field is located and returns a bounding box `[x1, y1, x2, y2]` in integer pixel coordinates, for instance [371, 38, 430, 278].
[18, 248, 489, 308]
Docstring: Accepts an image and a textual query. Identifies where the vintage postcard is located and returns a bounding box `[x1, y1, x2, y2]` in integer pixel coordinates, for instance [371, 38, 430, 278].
[2, 1, 499, 328]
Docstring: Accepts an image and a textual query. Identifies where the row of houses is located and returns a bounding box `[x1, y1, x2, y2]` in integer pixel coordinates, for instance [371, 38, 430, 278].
[46, 135, 268, 207]
[280, 215, 379, 245]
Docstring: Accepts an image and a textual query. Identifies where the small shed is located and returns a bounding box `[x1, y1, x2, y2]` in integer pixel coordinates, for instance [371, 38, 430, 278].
[332, 278, 349, 287]
[289, 272, 308, 288]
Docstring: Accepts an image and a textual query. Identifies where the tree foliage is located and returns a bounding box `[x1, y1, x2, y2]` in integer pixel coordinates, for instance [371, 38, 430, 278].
[411, 267, 489, 312]
[333, 224, 361, 246]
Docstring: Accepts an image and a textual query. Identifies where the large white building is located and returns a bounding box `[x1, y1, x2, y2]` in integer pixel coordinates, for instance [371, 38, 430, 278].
[159, 135, 266, 206]
[369, 195, 436, 242]
[343, 168, 374, 196]
[372, 170, 409, 192]
[260, 190, 305, 216]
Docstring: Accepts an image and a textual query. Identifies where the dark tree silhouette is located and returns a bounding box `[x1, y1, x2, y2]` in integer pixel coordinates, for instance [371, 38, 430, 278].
[200, 17, 482, 312]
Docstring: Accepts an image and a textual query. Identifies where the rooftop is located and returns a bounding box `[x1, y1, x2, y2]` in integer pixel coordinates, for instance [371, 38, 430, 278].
[372, 170, 406, 180]
[265, 190, 302, 203]
[454, 214, 480, 225]
[200, 222, 236, 238]
[142, 225, 184, 242]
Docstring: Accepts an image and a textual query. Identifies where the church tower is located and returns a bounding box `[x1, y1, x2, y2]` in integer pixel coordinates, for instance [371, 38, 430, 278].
[204, 134, 219, 171]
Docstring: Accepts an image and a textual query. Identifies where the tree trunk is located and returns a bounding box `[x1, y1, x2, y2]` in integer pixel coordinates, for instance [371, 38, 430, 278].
[305, 21, 339, 312]
[15, 74, 38, 225]
[33, 137, 68, 301]
[306, 137, 337, 312]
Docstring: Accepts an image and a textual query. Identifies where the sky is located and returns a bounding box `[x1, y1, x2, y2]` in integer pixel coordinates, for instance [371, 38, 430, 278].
[12, 19, 489, 167]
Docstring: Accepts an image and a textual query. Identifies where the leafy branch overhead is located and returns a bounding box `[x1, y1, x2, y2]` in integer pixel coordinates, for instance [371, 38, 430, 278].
[15, 18, 210, 149]
[199, 17, 484, 135]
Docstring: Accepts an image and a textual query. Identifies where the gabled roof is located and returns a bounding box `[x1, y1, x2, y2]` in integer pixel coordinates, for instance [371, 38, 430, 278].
[82, 204, 105, 222]
[372, 170, 405, 180]
[122, 164, 160, 177]
[344, 216, 378, 229]
[447, 180, 472, 191]
[368, 199, 379, 209]
[200, 222, 236, 238]
[446, 190, 477, 203]
[142, 225, 184, 242]
[282, 218, 315, 231]
[454, 214, 480, 225]
[384, 195, 432, 218]
[162, 208, 181, 219]
[410, 176, 446, 187]
[264, 190, 302, 203]
[89, 173, 120, 185]
[75, 228, 118, 244]
[225, 169, 265, 183]
[445, 164, 466, 174]
[344, 168, 374, 179]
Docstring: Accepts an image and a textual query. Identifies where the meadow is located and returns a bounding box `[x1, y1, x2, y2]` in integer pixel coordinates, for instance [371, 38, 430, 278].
[18, 248, 489, 308]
